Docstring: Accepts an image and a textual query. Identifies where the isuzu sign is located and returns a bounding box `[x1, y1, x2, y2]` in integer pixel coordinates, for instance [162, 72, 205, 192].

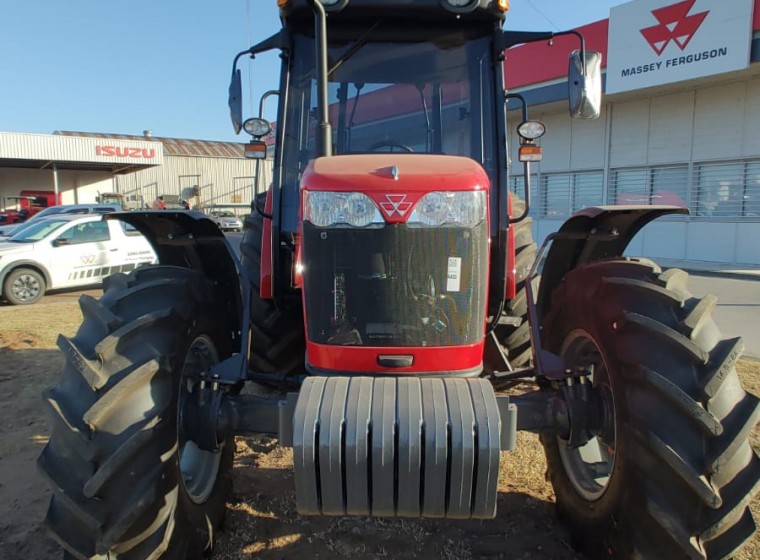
[96, 145, 157, 159]
[606, 0, 753, 94]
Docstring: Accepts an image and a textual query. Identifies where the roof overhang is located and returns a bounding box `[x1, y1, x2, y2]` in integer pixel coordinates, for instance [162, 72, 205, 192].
[0, 132, 163, 174]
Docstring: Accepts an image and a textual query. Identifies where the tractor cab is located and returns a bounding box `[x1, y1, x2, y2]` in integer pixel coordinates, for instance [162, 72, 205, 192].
[229, 0, 600, 376]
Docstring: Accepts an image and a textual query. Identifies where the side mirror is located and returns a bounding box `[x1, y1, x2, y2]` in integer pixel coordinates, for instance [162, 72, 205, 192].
[229, 69, 243, 135]
[568, 50, 602, 119]
[53, 238, 70, 247]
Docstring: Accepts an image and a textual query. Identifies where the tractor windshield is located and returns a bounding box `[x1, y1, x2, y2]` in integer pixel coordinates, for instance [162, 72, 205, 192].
[279, 28, 497, 232]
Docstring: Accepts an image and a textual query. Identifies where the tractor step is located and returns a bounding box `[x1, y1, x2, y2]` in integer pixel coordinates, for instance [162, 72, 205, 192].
[292, 376, 516, 519]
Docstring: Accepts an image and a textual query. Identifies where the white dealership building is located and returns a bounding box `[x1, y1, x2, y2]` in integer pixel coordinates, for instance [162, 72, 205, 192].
[0, 131, 271, 214]
[506, 0, 760, 267]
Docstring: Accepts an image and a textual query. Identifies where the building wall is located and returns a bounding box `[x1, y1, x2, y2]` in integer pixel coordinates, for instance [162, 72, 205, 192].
[509, 75, 760, 265]
[0, 153, 272, 216]
[114, 154, 272, 213]
[0, 168, 113, 211]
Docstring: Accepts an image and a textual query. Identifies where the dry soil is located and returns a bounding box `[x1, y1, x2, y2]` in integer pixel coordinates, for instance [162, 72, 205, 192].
[0, 297, 757, 560]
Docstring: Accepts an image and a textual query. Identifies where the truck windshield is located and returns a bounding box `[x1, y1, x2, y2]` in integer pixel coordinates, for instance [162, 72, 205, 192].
[8, 218, 71, 242]
[278, 30, 497, 231]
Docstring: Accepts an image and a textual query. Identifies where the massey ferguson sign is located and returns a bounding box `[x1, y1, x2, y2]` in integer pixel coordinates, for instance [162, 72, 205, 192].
[606, 0, 753, 94]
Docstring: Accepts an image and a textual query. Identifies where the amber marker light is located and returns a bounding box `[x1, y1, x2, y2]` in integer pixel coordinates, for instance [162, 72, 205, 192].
[244, 142, 268, 160]
[518, 144, 543, 163]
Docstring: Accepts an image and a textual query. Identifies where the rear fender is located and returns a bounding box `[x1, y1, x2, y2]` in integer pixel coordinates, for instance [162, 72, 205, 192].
[535, 205, 688, 323]
[105, 211, 251, 381]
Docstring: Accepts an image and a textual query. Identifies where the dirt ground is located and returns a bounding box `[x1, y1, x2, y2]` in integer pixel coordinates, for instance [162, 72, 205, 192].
[0, 296, 758, 560]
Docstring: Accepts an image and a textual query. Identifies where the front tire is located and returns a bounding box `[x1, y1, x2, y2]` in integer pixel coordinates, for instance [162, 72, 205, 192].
[540, 258, 760, 559]
[4, 267, 46, 305]
[488, 195, 537, 370]
[240, 194, 305, 376]
[38, 266, 234, 559]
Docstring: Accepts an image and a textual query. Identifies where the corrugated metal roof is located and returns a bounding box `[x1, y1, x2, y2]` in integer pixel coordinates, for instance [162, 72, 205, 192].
[55, 131, 247, 159]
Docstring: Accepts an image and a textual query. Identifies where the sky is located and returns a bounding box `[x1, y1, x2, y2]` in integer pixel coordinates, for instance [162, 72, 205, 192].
[0, 0, 624, 144]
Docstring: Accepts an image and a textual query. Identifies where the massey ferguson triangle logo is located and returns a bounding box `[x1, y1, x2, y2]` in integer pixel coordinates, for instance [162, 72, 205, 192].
[640, 0, 709, 56]
[379, 194, 412, 218]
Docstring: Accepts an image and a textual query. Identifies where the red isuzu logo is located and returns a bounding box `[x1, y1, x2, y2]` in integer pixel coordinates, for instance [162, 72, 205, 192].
[96, 145, 157, 159]
[640, 0, 709, 55]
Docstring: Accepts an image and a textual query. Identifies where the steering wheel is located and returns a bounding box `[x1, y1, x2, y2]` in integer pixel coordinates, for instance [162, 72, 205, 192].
[369, 140, 414, 153]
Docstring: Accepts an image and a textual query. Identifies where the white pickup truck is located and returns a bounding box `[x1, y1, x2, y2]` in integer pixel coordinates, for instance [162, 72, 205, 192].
[0, 214, 156, 305]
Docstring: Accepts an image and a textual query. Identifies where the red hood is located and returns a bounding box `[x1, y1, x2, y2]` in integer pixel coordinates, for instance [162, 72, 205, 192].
[301, 154, 490, 194]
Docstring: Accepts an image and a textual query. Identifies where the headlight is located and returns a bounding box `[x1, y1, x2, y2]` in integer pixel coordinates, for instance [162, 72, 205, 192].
[243, 118, 271, 138]
[517, 120, 546, 140]
[304, 191, 382, 228]
[408, 191, 486, 227]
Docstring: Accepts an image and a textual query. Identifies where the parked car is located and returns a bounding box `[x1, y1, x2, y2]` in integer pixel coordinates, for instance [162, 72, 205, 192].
[0, 203, 122, 237]
[209, 210, 243, 232]
[0, 215, 156, 305]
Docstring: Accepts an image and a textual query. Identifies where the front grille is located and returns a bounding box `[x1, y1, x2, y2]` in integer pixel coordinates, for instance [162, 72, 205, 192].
[302, 221, 488, 347]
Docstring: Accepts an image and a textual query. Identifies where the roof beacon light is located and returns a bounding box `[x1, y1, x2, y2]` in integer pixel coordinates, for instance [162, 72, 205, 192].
[441, 0, 477, 12]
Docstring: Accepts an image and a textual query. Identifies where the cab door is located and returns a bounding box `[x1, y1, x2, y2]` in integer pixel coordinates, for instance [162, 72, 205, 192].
[48, 221, 114, 289]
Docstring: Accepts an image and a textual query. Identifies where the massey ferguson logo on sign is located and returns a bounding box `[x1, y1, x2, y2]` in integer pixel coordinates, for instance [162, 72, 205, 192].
[640, 0, 708, 55]
[606, 0, 752, 94]
[379, 194, 413, 219]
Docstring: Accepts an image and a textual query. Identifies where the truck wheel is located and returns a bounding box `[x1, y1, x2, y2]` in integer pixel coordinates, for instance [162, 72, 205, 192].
[38, 265, 234, 559]
[540, 258, 760, 559]
[490, 195, 536, 369]
[240, 194, 305, 375]
[4, 267, 46, 305]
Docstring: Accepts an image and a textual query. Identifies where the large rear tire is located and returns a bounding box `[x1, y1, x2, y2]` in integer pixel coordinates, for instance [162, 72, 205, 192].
[38, 266, 234, 559]
[540, 258, 760, 559]
[240, 195, 305, 375]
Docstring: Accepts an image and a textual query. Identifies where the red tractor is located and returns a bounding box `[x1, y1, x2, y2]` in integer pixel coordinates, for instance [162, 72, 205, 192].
[0, 190, 60, 224]
[39, 1, 759, 559]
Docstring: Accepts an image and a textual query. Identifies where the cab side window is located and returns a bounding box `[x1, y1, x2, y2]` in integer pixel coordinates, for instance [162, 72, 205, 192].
[57, 222, 111, 245]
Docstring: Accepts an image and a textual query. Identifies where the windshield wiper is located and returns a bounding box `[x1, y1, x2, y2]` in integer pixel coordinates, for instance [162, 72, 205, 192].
[328, 22, 381, 78]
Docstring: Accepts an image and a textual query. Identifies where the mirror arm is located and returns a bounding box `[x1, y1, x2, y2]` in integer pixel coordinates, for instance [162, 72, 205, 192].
[498, 30, 555, 50]
[231, 31, 286, 76]
[499, 29, 587, 75]
[505, 93, 531, 225]
[552, 30, 586, 74]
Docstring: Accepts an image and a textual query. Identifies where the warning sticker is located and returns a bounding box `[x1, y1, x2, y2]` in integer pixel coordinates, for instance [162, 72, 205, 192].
[446, 257, 462, 292]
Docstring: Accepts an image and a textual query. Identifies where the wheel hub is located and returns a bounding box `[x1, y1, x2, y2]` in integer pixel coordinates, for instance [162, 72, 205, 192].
[556, 330, 617, 502]
[178, 335, 224, 504]
[12, 274, 41, 301]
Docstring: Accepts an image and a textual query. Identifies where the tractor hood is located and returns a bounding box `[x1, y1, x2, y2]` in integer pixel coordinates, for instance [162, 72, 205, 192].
[301, 154, 490, 194]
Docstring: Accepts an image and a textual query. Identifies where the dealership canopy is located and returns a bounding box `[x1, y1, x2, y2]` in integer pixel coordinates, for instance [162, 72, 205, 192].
[0, 131, 163, 174]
